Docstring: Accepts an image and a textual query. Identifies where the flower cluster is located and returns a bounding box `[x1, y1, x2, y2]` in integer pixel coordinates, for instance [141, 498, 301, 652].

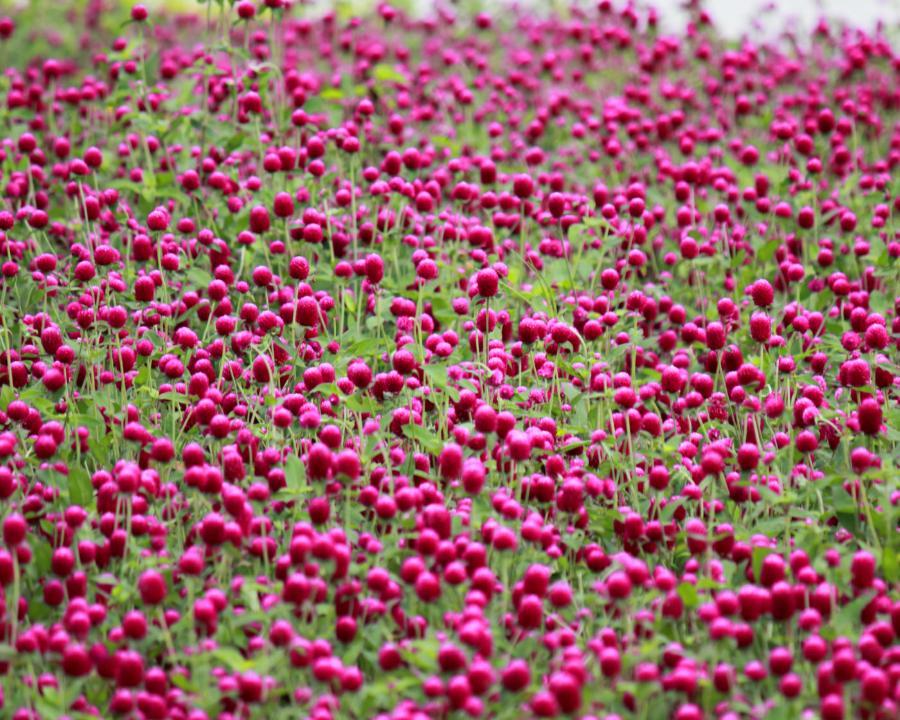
[0, 1, 895, 719]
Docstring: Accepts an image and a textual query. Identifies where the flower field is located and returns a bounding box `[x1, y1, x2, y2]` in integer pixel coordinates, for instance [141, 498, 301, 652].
[0, 1, 896, 718]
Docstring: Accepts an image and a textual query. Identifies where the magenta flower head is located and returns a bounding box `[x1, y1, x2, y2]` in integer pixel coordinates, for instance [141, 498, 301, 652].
[273, 192, 294, 218]
[147, 207, 169, 232]
[249, 205, 271, 234]
[475, 268, 499, 298]
[750, 279, 774, 307]
[236, 1, 256, 20]
[364, 254, 384, 284]
[131, 4, 149, 22]
[857, 398, 883, 435]
[749, 312, 771, 343]
[0, 16, 15, 39]
[2, 513, 27, 546]
[138, 570, 167, 605]
[512, 174, 534, 199]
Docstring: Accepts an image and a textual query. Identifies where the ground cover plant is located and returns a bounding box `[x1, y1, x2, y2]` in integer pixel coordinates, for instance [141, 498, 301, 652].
[0, 0, 896, 717]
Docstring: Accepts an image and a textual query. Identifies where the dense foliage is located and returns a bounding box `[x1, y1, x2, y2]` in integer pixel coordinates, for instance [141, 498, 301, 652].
[0, 1, 896, 718]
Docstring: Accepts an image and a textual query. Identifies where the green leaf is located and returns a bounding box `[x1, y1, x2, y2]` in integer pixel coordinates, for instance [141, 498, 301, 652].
[399, 638, 440, 672]
[345, 336, 385, 357]
[751, 545, 774, 583]
[402, 422, 442, 453]
[676, 582, 699, 609]
[187, 266, 213, 289]
[696, 576, 725, 591]
[33, 539, 51, 575]
[756, 238, 780, 262]
[371, 63, 406, 84]
[212, 647, 247, 672]
[827, 591, 875, 638]
[343, 391, 375, 414]
[285, 454, 307, 494]
[170, 673, 199, 693]
[0, 384, 15, 410]
[430, 135, 461, 154]
[423, 364, 459, 401]
[881, 546, 898, 584]
[134, 364, 151, 388]
[68, 466, 93, 507]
